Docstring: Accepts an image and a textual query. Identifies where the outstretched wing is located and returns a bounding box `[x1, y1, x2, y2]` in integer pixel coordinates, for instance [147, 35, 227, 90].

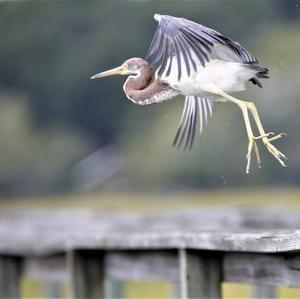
[173, 96, 214, 150]
[146, 14, 258, 80]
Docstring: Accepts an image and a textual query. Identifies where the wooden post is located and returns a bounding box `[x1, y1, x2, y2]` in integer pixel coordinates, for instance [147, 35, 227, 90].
[0, 255, 22, 298]
[252, 285, 276, 299]
[67, 250, 105, 298]
[178, 249, 222, 299]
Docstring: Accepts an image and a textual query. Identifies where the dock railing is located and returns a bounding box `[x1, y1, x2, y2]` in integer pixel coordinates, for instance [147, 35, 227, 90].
[1, 208, 300, 298]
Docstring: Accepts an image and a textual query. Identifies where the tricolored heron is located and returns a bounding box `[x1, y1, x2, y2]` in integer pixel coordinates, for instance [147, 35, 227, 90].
[91, 14, 287, 173]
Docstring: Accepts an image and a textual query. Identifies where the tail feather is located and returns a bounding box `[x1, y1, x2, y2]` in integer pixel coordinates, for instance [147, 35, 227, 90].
[249, 77, 263, 88]
[248, 65, 269, 88]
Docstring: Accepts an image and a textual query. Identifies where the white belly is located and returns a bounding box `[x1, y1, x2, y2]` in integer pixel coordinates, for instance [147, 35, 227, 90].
[157, 58, 257, 98]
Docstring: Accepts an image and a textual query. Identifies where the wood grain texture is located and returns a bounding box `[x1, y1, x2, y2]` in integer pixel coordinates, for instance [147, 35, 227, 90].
[1, 209, 300, 255]
[224, 253, 300, 288]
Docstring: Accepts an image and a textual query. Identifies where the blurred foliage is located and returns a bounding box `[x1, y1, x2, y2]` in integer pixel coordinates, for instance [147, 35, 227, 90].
[0, 0, 299, 196]
[0, 94, 92, 196]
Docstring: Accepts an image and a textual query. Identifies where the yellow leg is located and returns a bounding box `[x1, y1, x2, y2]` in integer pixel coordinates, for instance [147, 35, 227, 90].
[238, 100, 261, 173]
[209, 86, 261, 172]
[210, 84, 287, 172]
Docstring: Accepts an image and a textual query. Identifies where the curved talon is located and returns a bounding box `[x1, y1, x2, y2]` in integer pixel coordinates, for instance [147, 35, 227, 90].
[264, 139, 288, 167]
[253, 132, 274, 140]
[267, 132, 287, 143]
[264, 132, 275, 137]
[274, 156, 287, 167]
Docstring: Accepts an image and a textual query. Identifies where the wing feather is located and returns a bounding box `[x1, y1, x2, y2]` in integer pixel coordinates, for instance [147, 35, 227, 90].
[175, 96, 193, 149]
[157, 35, 170, 76]
[147, 27, 165, 66]
[177, 34, 197, 73]
[184, 98, 195, 150]
[197, 97, 204, 134]
[184, 27, 214, 50]
[146, 14, 259, 80]
[201, 97, 208, 125]
[189, 97, 197, 150]
[181, 33, 206, 67]
[176, 35, 191, 77]
[207, 99, 213, 117]
[173, 37, 182, 80]
[173, 96, 214, 150]
[172, 96, 189, 147]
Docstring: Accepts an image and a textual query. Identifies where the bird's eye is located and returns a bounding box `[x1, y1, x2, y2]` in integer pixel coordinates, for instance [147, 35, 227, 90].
[130, 65, 139, 74]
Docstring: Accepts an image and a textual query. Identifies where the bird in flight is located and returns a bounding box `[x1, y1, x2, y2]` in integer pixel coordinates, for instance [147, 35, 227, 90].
[91, 14, 287, 173]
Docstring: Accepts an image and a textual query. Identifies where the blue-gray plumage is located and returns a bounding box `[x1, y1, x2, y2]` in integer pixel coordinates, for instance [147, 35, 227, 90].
[146, 14, 260, 78]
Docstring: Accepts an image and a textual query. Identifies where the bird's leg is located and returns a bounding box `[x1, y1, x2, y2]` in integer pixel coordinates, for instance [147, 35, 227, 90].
[209, 84, 286, 172]
[245, 102, 287, 167]
[238, 101, 261, 173]
[209, 85, 260, 172]
[211, 84, 287, 169]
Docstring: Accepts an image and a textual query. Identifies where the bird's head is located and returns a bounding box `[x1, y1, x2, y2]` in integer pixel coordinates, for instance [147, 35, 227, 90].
[90, 58, 149, 79]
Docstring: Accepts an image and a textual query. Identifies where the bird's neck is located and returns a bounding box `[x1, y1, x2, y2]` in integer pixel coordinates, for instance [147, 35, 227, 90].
[123, 65, 154, 95]
[123, 65, 176, 105]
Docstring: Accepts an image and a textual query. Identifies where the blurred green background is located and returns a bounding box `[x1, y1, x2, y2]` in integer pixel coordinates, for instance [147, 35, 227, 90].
[0, 0, 299, 197]
[1, 1, 300, 298]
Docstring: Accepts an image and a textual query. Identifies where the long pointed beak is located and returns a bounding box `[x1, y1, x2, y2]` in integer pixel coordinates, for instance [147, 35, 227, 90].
[90, 64, 127, 79]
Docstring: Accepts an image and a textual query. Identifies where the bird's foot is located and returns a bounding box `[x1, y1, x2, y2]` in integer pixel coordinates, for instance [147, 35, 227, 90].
[245, 132, 287, 173]
[261, 132, 287, 167]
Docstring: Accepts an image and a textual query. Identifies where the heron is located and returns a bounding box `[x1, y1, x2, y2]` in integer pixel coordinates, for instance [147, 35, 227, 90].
[91, 14, 287, 173]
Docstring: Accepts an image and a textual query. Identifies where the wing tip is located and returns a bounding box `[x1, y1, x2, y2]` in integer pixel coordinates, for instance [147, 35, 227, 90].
[154, 14, 162, 22]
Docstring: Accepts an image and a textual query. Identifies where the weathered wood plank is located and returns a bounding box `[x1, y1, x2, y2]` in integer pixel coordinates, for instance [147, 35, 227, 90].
[24, 255, 67, 282]
[178, 249, 222, 299]
[0, 255, 22, 298]
[105, 250, 179, 282]
[2, 230, 300, 256]
[224, 253, 300, 288]
[68, 250, 104, 298]
[2, 210, 300, 255]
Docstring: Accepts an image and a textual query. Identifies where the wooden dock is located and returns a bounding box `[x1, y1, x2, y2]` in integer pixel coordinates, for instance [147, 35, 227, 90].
[1, 208, 300, 298]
